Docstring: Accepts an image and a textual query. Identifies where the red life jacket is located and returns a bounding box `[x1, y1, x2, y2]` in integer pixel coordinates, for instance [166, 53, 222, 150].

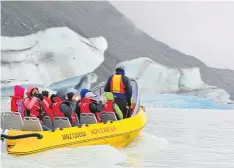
[43, 96, 54, 120]
[52, 101, 65, 117]
[44, 96, 53, 106]
[52, 99, 77, 124]
[102, 100, 115, 113]
[24, 97, 44, 118]
[102, 100, 123, 120]
[10, 96, 22, 112]
[79, 98, 101, 123]
[79, 97, 91, 113]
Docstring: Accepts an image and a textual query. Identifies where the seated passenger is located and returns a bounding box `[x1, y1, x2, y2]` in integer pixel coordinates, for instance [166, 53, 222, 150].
[52, 92, 78, 126]
[23, 86, 50, 131]
[101, 92, 123, 120]
[24, 86, 49, 119]
[67, 91, 79, 111]
[50, 94, 57, 104]
[42, 90, 54, 120]
[42, 90, 53, 106]
[75, 89, 102, 123]
[10, 85, 26, 118]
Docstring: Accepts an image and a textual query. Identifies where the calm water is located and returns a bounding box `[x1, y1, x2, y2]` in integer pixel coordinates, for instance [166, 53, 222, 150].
[1, 98, 234, 168]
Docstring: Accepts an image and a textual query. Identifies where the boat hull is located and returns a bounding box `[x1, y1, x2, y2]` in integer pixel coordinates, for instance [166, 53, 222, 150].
[6, 107, 147, 156]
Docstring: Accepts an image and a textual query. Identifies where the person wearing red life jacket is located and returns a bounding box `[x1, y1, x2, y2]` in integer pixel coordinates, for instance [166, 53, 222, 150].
[50, 94, 57, 104]
[52, 91, 78, 126]
[101, 92, 123, 120]
[41, 90, 54, 120]
[75, 89, 102, 123]
[10, 85, 26, 118]
[23, 86, 49, 118]
[23, 86, 50, 131]
[42, 91, 53, 106]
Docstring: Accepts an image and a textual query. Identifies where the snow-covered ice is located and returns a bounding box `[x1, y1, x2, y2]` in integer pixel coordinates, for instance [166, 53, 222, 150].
[117, 57, 232, 104]
[1, 27, 232, 110]
[1, 27, 108, 86]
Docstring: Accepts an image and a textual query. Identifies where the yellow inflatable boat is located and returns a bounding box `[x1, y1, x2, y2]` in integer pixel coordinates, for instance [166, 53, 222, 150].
[1, 79, 147, 156]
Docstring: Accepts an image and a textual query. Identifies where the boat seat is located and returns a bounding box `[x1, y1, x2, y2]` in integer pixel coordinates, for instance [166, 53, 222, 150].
[42, 116, 53, 129]
[100, 112, 117, 123]
[71, 113, 80, 126]
[23, 117, 43, 131]
[80, 113, 97, 125]
[1, 112, 24, 130]
[53, 117, 71, 128]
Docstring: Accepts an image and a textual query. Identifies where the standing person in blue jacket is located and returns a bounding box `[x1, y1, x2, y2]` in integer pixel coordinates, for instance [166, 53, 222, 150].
[104, 66, 132, 118]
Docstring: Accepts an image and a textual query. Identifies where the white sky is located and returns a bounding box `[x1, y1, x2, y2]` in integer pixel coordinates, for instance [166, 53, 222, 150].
[111, 1, 234, 70]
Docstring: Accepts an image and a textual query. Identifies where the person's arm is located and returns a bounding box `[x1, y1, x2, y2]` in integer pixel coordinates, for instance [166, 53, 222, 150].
[24, 97, 38, 110]
[89, 101, 103, 113]
[104, 76, 112, 92]
[75, 101, 81, 120]
[41, 99, 49, 108]
[60, 103, 73, 123]
[34, 93, 49, 109]
[113, 103, 123, 120]
[122, 76, 132, 105]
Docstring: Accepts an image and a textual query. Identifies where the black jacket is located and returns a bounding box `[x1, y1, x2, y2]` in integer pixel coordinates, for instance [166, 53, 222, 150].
[55, 92, 74, 125]
[59, 101, 74, 125]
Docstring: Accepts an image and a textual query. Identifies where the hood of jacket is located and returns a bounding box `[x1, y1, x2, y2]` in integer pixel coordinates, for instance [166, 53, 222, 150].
[102, 92, 115, 104]
[14, 85, 25, 97]
[26, 85, 38, 97]
[56, 91, 67, 100]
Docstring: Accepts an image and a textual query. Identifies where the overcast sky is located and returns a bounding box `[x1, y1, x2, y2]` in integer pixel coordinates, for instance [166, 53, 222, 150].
[111, 1, 234, 70]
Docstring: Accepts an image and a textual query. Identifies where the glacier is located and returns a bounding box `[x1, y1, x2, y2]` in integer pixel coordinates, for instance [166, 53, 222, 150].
[1, 27, 108, 87]
[1, 27, 233, 111]
[117, 57, 232, 104]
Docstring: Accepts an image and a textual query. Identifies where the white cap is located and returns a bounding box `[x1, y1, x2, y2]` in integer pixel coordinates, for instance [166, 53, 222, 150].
[85, 92, 97, 98]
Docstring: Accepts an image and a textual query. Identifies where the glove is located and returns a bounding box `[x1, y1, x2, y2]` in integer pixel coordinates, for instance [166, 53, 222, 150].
[35, 93, 44, 101]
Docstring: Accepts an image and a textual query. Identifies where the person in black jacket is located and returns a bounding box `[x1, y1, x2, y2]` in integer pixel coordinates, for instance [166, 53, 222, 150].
[104, 66, 132, 118]
[53, 92, 77, 126]
[67, 91, 79, 111]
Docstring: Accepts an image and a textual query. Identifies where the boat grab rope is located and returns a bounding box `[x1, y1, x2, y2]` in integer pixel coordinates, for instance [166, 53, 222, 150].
[1, 133, 43, 141]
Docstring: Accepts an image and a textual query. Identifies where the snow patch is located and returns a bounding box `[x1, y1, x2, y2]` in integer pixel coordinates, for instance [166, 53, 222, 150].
[117, 57, 231, 104]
